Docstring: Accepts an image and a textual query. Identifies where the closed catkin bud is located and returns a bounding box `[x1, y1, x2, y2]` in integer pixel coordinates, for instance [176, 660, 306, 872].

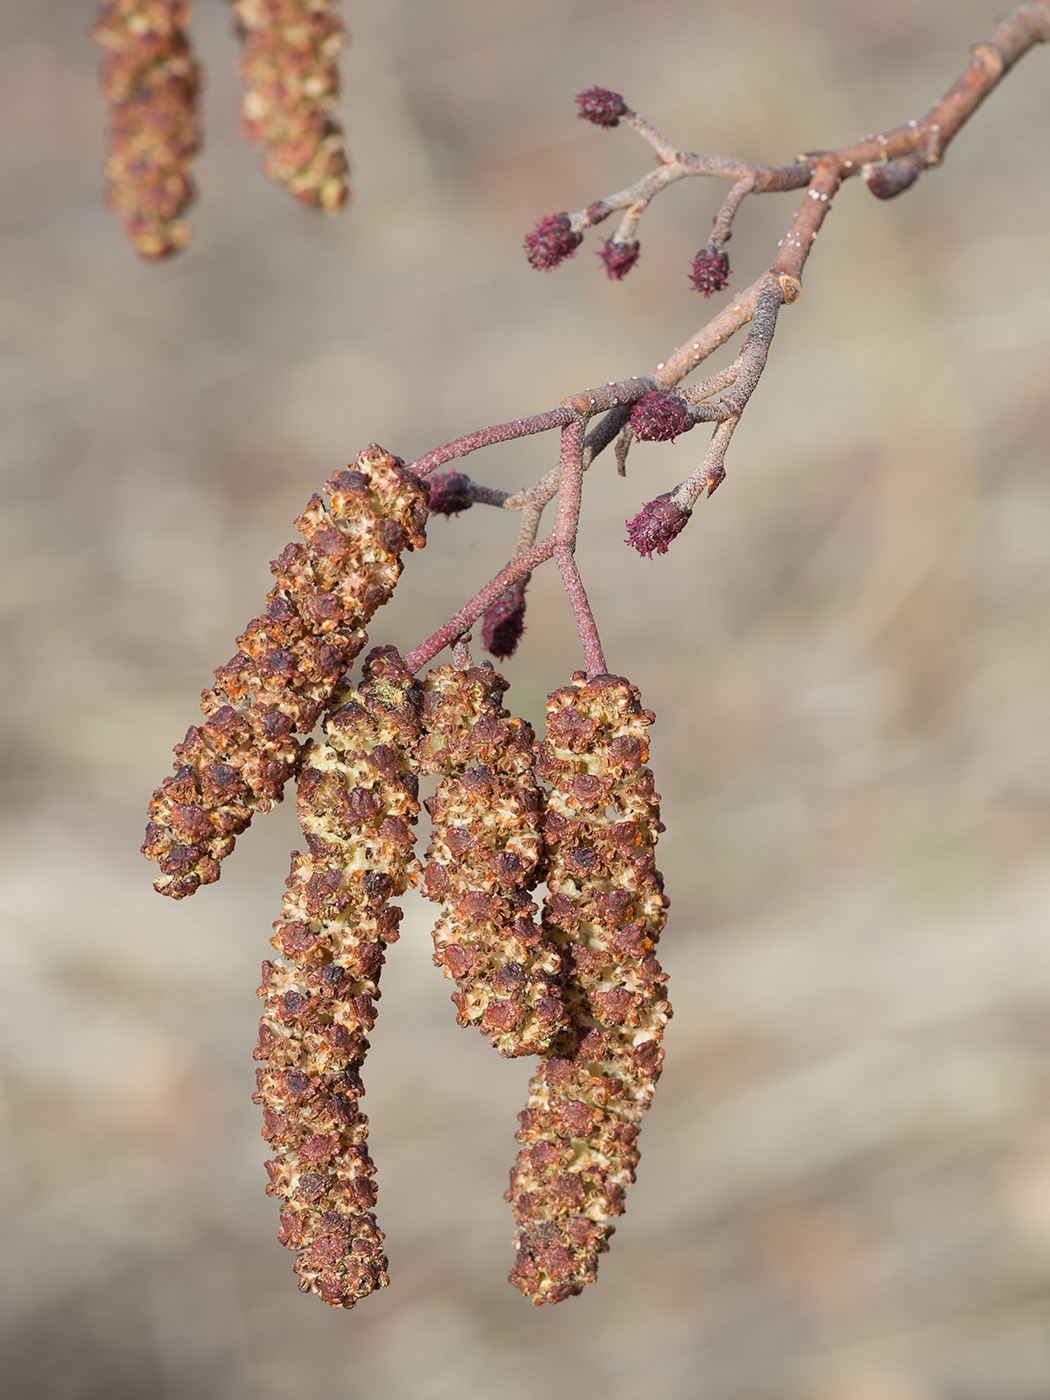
[254, 646, 422, 1308]
[93, 0, 201, 258]
[506, 672, 671, 1304]
[417, 664, 566, 1057]
[143, 445, 427, 898]
[480, 582, 527, 661]
[231, 0, 350, 212]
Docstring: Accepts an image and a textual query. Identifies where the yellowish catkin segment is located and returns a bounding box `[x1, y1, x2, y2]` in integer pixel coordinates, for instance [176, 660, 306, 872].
[417, 664, 565, 1058]
[143, 446, 427, 898]
[506, 672, 670, 1304]
[253, 647, 421, 1308]
[231, 0, 350, 212]
[93, 0, 201, 258]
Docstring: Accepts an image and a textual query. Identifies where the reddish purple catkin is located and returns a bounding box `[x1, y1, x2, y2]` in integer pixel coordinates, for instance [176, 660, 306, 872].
[231, 0, 350, 212]
[481, 582, 527, 661]
[506, 672, 670, 1304]
[525, 214, 583, 270]
[689, 245, 731, 296]
[143, 446, 427, 898]
[629, 390, 693, 442]
[575, 87, 627, 129]
[93, 0, 201, 258]
[417, 664, 565, 1058]
[626, 493, 692, 558]
[254, 647, 421, 1308]
[597, 239, 640, 280]
[425, 471, 474, 516]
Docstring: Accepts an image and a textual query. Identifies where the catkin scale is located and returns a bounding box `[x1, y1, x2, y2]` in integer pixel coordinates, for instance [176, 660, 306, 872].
[231, 0, 350, 212]
[506, 672, 670, 1303]
[143, 445, 427, 898]
[93, 0, 201, 258]
[418, 664, 565, 1057]
[254, 647, 422, 1308]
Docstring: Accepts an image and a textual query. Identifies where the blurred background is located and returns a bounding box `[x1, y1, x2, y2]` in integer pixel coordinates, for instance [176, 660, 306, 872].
[3, 1, 1050, 1397]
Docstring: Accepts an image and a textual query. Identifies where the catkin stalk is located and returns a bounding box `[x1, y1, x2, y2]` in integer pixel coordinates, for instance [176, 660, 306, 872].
[418, 664, 565, 1058]
[254, 647, 421, 1307]
[143, 445, 427, 898]
[506, 672, 671, 1303]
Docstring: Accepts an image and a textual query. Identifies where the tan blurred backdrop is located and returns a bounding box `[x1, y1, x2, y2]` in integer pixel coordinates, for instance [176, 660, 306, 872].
[3, 2, 1050, 1397]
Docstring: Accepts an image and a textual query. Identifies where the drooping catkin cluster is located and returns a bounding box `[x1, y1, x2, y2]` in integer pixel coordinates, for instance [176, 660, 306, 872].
[143, 446, 427, 898]
[93, 0, 201, 259]
[231, 0, 350, 212]
[506, 672, 671, 1304]
[254, 646, 422, 1308]
[417, 665, 565, 1057]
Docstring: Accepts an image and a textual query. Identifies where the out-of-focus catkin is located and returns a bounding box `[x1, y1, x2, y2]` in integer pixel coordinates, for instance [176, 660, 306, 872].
[506, 672, 671, 1304]
[231, 0, 350, 212]
[254, 647, 421, 1308]
[93, 0, 201, 258]
[418, 664, 565, 1058]
[143, 446, 427, 898]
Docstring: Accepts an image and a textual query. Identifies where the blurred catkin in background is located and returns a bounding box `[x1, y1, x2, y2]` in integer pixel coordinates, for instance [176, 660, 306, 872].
[3, 1, 1050, 1398]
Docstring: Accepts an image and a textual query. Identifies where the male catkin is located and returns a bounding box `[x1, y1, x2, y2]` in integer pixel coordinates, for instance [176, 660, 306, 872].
[254, 647, 421, 1308]
[143, 446, 427, 897]
[418, 664, 565, 1058]
[93, 0, 201, 258]
[231, 0, 350, 212]
[506, 672, 670, 1303]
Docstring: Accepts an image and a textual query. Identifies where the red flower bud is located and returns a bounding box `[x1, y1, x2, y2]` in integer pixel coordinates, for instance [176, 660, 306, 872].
[626, 493, 691, 558]
[689, 245, 730, 296]
[575, 87, 627, 129]
[481, 584, 527, 659]
[628, 391, 693, 442]
[426, 471, 473, 516]
[524, 213, 583, 270]
[597, 239, 640, 280]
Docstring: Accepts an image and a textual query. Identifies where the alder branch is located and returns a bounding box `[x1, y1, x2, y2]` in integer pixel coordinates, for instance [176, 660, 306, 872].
[403, 1, 1049, 679]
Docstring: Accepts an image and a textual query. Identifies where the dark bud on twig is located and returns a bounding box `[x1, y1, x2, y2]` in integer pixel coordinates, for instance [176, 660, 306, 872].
[426, 471, 474, 516]
[575, 87, 627, 129]
[863, 156, 923, 200]
[628, 390, 693, 443]
[597, 239, 640, 280]
[689, 245, 731, 296]
[525, 214, 583, 271]
[481, 582, 527, 660]
[626, 493, 691, 558]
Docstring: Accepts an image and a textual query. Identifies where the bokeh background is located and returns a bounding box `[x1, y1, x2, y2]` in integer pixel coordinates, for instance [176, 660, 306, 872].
[3, 2, 1050, 1397]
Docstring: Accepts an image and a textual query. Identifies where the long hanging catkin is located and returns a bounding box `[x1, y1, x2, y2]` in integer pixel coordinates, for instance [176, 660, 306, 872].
[231, 0, 350, 212]
[93, 0, 201, 258]
[143, 446, 427, 898]
[417, 664, 565, 1058]
[253, 646, 421, 1308]
[506, 672, 671, 1304]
